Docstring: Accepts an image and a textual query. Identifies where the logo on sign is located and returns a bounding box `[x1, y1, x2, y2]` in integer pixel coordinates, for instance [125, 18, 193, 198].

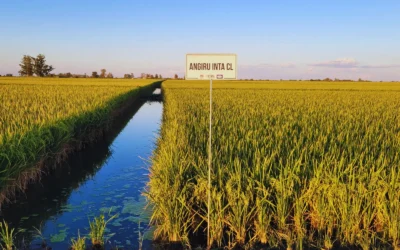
[216, 74, 223, 79]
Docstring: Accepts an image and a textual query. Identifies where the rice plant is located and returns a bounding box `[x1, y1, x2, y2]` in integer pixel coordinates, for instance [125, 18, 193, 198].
[0, 220, 16, 250]
[88, 211, 117, 247]
[0, 78, 159, 205]
[146, 80, 400, 249]
[70, 230, 86, 250]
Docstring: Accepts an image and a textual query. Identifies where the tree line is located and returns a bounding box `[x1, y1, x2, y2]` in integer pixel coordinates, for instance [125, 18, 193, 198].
[308, 77, 371, 82]
[14, 54, 169, 79]
[19, 54, 54, 77]
[57, 71, 165, 79]
[239, 78, 373, 82]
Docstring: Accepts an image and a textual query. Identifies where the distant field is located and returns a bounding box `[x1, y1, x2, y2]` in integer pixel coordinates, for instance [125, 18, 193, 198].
[0, 77, 157, 203]
[0, 77, 155, 86]
[147, 80, 400, 249]
[165, 79, 400, 90]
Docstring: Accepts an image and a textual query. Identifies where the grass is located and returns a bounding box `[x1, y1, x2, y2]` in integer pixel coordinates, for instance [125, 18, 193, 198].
[0, 220, 17, 250]
[88, 211, 118, 247]
[1, 214, 118, 249]
[0, 210, 122, 249]
[0, 77, 159, 205]
[70, 230, 86, 250]
[145, 80, 400, 249]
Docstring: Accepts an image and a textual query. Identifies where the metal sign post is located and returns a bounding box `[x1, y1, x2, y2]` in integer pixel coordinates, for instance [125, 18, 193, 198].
[207, 74, 213, 248]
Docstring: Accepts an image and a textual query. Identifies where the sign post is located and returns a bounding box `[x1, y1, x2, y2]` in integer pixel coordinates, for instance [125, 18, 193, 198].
[207, 74, 213, 248]
[185, 54, 237, 248]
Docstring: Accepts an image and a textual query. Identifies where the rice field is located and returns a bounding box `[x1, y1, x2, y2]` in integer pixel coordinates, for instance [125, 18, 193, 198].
[0, 77, 158, 204]
[146, 80, 400, 249]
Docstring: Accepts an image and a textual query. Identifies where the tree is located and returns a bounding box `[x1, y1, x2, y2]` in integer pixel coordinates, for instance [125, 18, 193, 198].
[100, 69, 107, 78]
[58, 72, 73, 78]
[106, 72, 113, 78]
[131, 73, 134, 78]
[124, 74, 132, 79]
[6, 74, 13, 77]
[92, 71, 99, 78]
[159, 74, 162, 79]
[19, 55, 34, 76]
[155, 74, 159, 79]
[174, 74, 178, 79]
[32, 54, 54, 77]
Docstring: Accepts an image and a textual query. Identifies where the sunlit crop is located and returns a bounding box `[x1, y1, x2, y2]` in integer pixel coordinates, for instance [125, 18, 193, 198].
[146, 80, 400, 249]
[0, 77, 157, 203]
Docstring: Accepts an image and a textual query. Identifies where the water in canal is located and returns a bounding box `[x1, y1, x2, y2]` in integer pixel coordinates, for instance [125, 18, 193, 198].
[0, 89, 163, 249]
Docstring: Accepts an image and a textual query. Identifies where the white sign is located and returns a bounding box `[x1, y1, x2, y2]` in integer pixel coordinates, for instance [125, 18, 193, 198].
[186, 54, 237, 80]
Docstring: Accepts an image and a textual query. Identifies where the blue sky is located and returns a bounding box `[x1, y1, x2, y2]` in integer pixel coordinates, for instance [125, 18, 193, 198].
[1, 0, 399, 80]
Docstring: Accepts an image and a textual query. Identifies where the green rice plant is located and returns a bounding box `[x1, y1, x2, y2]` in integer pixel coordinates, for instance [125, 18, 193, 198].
[193, 180, 227, 248]
[32, 223, 48, 248]
[254, 192, 273, 245]
[386, 168, 400, 250]
[88, 212, 117, 247]
[138, 220, 144, 250]
[224, 159, 256, 246]
[70, 230, 86, 250]
[146, 80, 400, 249]
[0, 220, 16, 250]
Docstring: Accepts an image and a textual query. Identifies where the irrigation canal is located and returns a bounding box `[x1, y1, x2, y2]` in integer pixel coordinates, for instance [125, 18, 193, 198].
[0, 88, 163, 249]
